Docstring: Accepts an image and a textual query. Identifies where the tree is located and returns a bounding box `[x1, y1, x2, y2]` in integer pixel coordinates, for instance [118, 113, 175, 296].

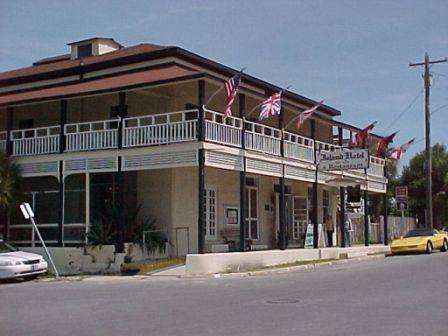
[400, 143, 448, 228]
[0, 152, 22, 213]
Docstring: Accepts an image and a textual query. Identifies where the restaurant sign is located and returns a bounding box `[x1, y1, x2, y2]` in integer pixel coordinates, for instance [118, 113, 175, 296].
[318, 149, 369, 171]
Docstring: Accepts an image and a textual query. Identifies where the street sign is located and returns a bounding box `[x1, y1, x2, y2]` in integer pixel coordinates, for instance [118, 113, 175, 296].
[395, 186, 408, 203]
[318, 149, 369, 171]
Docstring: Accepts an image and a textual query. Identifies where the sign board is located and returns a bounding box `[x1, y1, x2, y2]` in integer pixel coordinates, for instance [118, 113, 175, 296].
[395, 186, 408, 202]
[304, 224, 326, 248]
[318, 149, 369, 171]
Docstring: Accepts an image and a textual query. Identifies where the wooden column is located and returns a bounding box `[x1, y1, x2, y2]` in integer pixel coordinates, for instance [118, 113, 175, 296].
[6, 107, 13, 156]
[383, 163, 388, 245]
[278, 107, 286, 250]
[197, 80, 205, 254]
[363, 140, 369, 246]
[239, 94, 246, 252]
[57, 100, 67, 246]
[115, 92, 127, 253]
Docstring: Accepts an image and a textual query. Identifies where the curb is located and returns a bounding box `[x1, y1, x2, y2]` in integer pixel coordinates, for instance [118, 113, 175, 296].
[181, 253, 386, 279]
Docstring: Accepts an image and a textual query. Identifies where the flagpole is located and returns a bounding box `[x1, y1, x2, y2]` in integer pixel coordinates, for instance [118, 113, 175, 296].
[246, 85, 291, 120]
[204, 67, 246, 108]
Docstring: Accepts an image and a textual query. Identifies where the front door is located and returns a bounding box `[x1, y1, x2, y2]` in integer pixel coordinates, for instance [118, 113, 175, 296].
[293, 196, 308, 245]
[245, 186, 258, 240]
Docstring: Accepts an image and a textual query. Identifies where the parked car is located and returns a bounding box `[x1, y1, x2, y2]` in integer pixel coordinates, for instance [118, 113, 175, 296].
[0, 240, 48, 280]
[390, 228, 448, 254]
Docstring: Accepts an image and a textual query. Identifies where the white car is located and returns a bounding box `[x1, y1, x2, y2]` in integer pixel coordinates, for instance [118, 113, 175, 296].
[0, 240, 48, 280]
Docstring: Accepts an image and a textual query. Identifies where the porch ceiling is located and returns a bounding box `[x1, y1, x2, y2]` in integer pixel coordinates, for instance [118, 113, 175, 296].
[0, 64, 202, 107]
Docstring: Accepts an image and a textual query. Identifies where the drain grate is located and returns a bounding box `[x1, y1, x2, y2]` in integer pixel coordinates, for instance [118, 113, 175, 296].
[266, 298, 300, 305]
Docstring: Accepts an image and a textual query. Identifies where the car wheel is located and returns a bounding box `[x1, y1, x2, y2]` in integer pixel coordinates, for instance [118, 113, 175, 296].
[426, 241, 433, 254]
[441, 239, 448, 252]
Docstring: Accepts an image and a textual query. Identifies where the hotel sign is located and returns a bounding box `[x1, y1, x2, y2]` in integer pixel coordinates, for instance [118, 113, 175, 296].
[318, 149, 369, 171]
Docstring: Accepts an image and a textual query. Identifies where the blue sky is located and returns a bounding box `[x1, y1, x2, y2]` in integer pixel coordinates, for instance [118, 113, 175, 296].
[0, 0, 447, 172]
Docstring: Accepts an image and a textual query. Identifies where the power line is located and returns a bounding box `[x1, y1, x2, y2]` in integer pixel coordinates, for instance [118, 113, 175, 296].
[431, 102, 448, 116]
[381, 89, 423, 134]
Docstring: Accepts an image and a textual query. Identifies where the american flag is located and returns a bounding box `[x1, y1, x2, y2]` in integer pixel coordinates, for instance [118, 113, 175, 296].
[390, 138, 415, 160]
[296, 100, 324, 129]
[355, 121, 377, 147]
[258, 92, 282, 120]
[224, 72, 242, 119]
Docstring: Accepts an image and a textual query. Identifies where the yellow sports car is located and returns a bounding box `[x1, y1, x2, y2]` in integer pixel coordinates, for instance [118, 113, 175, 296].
[390, 228, 448, 254]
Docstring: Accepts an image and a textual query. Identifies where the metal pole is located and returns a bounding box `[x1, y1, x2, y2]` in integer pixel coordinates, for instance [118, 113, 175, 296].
[29, 216, 59, 278]
[311, 119, 319, 248]
[383, 163, 388, 245]
[197, 80, 205, 254]
[338, 127, 346, 248]
[239, 94, 246, 252]
[278, 107, 286, 250]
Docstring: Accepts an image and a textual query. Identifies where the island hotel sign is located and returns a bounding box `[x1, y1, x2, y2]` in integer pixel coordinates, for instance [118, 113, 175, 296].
[318, 149, 369, 171]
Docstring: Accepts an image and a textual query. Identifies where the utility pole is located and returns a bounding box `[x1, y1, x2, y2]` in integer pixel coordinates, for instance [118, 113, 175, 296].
[410, 53, 447, 228]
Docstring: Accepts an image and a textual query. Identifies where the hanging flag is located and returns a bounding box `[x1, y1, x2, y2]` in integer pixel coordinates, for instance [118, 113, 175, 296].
[375, 131, 398, 157]
[296, 100, 324, 129]
[258, 92, 282, 120]
[389, 138, 416, 160]
[355, 121, 377, 147]
[224, 71, 243, 119]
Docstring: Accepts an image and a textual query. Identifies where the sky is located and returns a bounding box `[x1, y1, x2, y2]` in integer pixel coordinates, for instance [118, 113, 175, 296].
[0, 0, 447, 173]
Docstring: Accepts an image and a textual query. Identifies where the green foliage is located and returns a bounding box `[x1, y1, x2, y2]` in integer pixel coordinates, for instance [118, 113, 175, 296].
[87, 202, 168, 254]
[400, 143, 448, 227]
[0, 153, 22, 212]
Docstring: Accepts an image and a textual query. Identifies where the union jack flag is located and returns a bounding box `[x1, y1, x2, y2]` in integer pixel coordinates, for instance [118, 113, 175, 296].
[258, 92, 282, 120]
[224, 71, 242, 119]
[389, 138, 415, 160]
[355, 121, 377, 147]
[375, 131, 398, 157]
[296, 100, 324, 129]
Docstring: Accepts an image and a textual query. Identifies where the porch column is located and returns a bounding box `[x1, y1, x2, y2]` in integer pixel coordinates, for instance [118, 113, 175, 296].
[311, 119, 318, 248]
[4, 107, 13, 240]
[363, 139, 369, 246]
[239, 93, 246, 252]
[115, 92, 127, 253]
[278, 107, 286, 250]
[6, 107, 13, 156]
[364, 190, 369, 246]
[197, 80, 206, 254]
[383, 163, 388, 245]
[338, 127, 346, 248]
[57, 100, 67, 246]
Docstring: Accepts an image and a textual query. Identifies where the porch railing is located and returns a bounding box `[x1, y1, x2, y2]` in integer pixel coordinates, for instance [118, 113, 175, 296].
[0, 131, 7, 153]
[123, 109, 198, 148]
[204, 109, 242, 147]
[367, 156, 386, 177]
[11, 126, 60, 156]
[245, 121, 281, 156]
[65, 119, 118, 152]
[315, 140, 342, 153]
[284, 131, 314, 163]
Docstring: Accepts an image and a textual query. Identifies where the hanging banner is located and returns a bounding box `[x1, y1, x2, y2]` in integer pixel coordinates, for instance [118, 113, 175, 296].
[318, 149, 369, 171]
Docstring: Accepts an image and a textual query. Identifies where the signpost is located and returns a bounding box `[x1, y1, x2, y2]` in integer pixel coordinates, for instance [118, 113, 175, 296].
[318, 149, 369, 171]
[395, 186, 408, 212]
[20, 202, 59, 278]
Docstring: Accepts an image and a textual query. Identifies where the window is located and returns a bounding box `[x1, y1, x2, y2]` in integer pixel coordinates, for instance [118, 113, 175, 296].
[77, 43, 92, 58]
[204, 187, 217, 239]
[64, 174, 86, 244]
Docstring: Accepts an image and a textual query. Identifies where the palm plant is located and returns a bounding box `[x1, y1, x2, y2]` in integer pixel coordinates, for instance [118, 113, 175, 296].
[0, 153, 22, 213]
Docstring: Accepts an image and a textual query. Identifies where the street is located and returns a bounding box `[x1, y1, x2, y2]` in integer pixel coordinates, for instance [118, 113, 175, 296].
[2, 253, 448, 336]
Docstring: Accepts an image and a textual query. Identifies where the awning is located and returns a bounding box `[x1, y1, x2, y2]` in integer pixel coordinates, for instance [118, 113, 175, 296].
[0, 64, 201, 107]
[325, 177, 367, 188]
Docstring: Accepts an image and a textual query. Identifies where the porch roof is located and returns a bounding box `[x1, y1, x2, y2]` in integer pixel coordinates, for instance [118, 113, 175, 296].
[0, 64, 202, 107]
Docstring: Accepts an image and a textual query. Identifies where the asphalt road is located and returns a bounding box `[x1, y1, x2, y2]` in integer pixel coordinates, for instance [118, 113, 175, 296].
[2, 253, 448, 336]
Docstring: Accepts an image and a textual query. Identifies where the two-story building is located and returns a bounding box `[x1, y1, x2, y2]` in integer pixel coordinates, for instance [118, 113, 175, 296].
[0, 37, 387, 257]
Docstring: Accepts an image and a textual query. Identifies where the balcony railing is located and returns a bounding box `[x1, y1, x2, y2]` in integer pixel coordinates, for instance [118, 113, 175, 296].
[5, 108, 385, 178]
[0, 131, 7, 153]
[65, 119, 118, 152]
[245, 121, 281, 156]
[204, 109, 242, 147]
[367, 156, 386, 178]
[123, 110, 198, 148]
[284, 131, 314, 163]
[11, 126, 60, 156]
